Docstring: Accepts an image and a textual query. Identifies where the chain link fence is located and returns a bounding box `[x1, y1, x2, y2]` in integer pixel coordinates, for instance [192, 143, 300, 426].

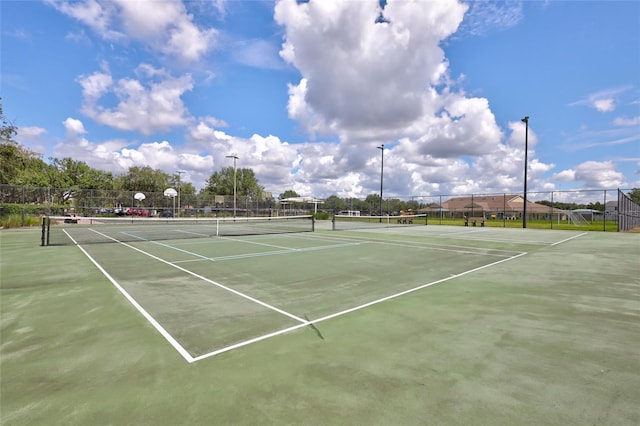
[1, 184, 638, 231]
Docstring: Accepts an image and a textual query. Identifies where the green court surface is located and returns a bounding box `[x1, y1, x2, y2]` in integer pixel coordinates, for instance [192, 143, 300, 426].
[1, 221, 639, 425]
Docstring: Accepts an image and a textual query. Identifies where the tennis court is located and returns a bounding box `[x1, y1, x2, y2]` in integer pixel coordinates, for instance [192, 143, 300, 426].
[43, 215, 550, 362]
[2, 218, 639, 425]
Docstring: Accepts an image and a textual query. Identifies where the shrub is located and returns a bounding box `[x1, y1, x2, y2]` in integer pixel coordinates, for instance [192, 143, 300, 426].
[0, 214, 43, 228]
[313, 212, 331, 220]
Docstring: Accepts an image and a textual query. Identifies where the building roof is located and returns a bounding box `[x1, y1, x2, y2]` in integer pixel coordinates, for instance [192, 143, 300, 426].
[436, 194, 564, 213]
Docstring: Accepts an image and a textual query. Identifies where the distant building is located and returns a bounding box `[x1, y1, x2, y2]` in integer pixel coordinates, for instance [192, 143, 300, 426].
[605, 200, 618, 221]
[421, 194, 564, 220]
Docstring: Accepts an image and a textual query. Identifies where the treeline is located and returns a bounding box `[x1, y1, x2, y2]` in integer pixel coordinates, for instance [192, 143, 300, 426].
[0, 144, 195, 200]
[536, 191, 640, 211]
[1, 97, 268, 201]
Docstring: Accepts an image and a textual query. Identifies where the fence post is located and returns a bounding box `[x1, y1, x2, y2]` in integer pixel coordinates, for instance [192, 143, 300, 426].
[21, 185, 25, 227]
[602, 190, 606, 232]
[503, 193, 506, 228]
[550, 191, 554, 229]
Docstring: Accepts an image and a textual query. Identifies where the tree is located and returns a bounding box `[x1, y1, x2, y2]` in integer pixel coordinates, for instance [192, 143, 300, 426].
[0, 99, 50, 186]
[0, 97, 17, 144]
[365, 193, 382, 214]
[115, 166, 172, 193]
[177, 181, 197, 209]
[0, 142, 53, 185]
[279, 190, 299, 199]
[629, 188, 640, 204]
[324, 195, 346, 212]
[49, 158, 114, 202]
[203, 167, 264, 199]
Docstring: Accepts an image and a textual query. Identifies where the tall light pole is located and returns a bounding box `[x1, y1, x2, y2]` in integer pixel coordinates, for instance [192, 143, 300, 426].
[521, 116, 529, 229]
[377, 144, 385, 218]
[226, 155, 239, 217]
[175, 170, 184, 217]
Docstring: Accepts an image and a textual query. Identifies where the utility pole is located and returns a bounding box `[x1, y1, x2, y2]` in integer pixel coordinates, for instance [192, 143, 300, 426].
[377, 144, 385, 220]
[521, 116, 529, 228]
[226, 155, 239, 217]
[176, 171, 185, 217]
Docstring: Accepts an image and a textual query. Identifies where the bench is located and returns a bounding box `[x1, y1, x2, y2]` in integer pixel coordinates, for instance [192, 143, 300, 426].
[63, 215, 78, 224]
[396, 215, 414, 224]
[396, 210, 415, 224]
[464, 217, 485, 227]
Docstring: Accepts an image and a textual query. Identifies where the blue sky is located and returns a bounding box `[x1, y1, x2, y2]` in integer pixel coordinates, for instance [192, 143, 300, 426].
[2, 0, 639, 199]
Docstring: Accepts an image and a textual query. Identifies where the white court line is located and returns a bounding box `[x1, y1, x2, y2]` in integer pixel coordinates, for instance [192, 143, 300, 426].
[420, 227, 586, 246]
[365, 238, 515, 257]
[343, 226, 561, 246]
[295, 232, 520, 257]
[218, 235, 300, 251]
[77, 227, 528, 363]
[62, 229, 195, 363]
[121, 232, 212, 261]
[87, 228, 307, 324]
[191, 250, 529, 362]
[551, 232, 588, 246]
[173, 242, 364, 264]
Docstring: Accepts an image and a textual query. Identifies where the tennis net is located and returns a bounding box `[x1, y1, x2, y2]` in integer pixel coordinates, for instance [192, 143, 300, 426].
[332, 214, 427, 231]
[41, 215, 315, 246]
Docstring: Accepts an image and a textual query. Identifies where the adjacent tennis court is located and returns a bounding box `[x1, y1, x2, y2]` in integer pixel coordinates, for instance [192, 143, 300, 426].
[2, 219, 639, 425]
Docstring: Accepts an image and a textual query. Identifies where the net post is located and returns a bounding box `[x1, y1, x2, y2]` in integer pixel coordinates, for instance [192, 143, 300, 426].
[46, 216, 51, 246]
[312, 215, 315, 232]
[41, 216, 46, 246]
[332, 215, 336, 231]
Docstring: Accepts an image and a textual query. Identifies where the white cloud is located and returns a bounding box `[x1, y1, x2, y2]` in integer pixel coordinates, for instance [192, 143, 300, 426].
[271, 0, 542, 197]
[613, 116, 640, 126]
[15, 126, 48, 155]
[47, 0, 122, 40]
[231, 39, 286, 70]
[77, 70, 113, 103]
[456, 0, 524, 37]
[552, 169, 575, 182]
[275, 0, 468, 137]
[36, 1, 631, 198]
[43, 1, 555, 198]
[570, 87, 631, 113]
[552, 161, 624, 189]
[593, 99, 615, 112]
[17, 126, 47, 139]
[63, 117, 87, 137]
[50, 0, 217, 63]
[573, 161, 625, 188]
[77, 65, 194, 135]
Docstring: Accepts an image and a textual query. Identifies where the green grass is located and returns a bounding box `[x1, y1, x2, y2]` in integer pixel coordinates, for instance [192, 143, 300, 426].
[1, 226, 639, 425]
[427, 217, 618, 231]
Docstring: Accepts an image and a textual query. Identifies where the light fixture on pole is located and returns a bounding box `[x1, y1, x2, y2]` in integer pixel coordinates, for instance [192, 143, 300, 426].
[175, 170, 185, 217]
[226, 155, 239, 218]
[521, 116, 529, 229]
[377, 144, 385, 219]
